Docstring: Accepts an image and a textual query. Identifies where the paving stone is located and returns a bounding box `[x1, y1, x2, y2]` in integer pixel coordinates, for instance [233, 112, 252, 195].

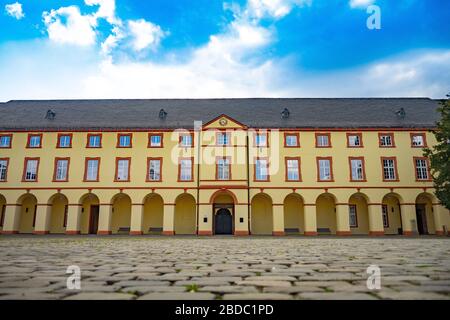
[121, 286, 187, 294]
[236, 280, 292, 287]
[222, 293, 293, 300]
[198, 286, 259, 294]
[64, 292, 135, 300]
[138, 292, 215, 300]
[298, 292, 378, 300]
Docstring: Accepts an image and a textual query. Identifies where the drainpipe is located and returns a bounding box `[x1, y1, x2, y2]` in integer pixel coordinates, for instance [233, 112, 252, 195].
[195, 121, 201, 235]
[246, 132, 251, 235]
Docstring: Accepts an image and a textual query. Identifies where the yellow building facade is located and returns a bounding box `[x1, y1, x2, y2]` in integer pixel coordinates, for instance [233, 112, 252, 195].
[0, 98, 448, 236]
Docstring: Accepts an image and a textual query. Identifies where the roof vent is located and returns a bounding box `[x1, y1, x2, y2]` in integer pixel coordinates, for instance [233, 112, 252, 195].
[45, 109, 56, 120]
[281, 108, 290, 119]
[159, 108, 167, 120]
[395, 107, 406, 119]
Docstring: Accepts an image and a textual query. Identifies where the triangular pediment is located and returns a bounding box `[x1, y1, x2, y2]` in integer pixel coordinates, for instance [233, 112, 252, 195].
[203, 114, 247, 130]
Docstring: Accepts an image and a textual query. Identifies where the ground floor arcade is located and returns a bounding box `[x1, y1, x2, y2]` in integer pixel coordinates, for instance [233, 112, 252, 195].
[0, 188, 449, 236]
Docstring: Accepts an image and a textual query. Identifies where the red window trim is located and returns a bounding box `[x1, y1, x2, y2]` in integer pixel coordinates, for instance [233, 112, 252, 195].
[0, 157, 9, 182]
[148, 133, 164, 148]
[285, 157, 302, 182]
[83, 157, 101, 182]
[86, 133, 102, 148]
[52, 157, 70, 182]
[284, 132, 300, 148]
[22, 157, 40, 182]
[56, 133, 73, 148]
[253, 131, 269, 148]
[348, 156, 367, 182]
[215, 156, 232, 180]
[26, 133, 43, 148]
[380, 156, 399, 182]
[382, 204, 389, 228]
[349, 204, 358, 228]
[114, 157, 131, 182]
[215, 131, 231, 146]
[0, 134, 12, 148]
[413, 156, 432, 181]
[346, 132, 363, 148]
[146, 157, 163, 182]
[316, 156, 334, 182]
[253, 156, 270, 182]
[378, 132, 396, 148]
[410, 132, 428, 148]
[179, 132, 195, 148]
[315, 132, 332, 148]
[116, 133, 133, 148]
[178, 157, 194, 182]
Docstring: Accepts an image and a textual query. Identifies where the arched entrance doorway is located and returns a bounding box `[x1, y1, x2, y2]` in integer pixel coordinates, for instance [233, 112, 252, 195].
[283, 193, 304, 235]
[215, 208, 233, 234]
[211, 191, 235, 235]
[79, 193, 100, 234]
[381, 193, 402, 235]
[174, 193, 196, 235]
[48, 193, 68, 234]
[143, 193, 164, 234]
[348, 193, 370, 235]
[111, 193, 132, 234]
[17, 193, 37, 234]
[415, 193, 436, 235]
[0, 194, 6, 231]
[251, 193, 273, 235]
[316, 193, 337, 235]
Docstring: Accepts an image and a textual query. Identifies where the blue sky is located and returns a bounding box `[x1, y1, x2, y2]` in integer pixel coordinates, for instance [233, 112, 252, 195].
[0, 0, 449, 101]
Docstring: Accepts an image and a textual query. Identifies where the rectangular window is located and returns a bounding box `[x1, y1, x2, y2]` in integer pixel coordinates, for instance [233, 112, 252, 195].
[382, 204, 389, 228]
[149, 134, 163, 147]
[217, 132, 230, 146]
[27, 134, 42, 148]
[216, 157, 231, 180]
[117, 134, 132, 148]
[0, 159, 8, 181]
[316, 133, 331, 147]
[115, 158, 130, 181]
[54, 158, 69, 182]
[255, 132, 268, 147]
[347, 133, 362, 147]
[286, 158, 300, 181]
[350, 157, 365, 181]
[382, 157, 397, 181]
[179, 158, 193, 181]
[85, 158, 100, 181]
[379, 133, 394, 147]
[87, 134, 101, 148]
[23, 158, 39, 181]
[0, 135, 12, 148]
[411, 133, 426, 147]
[415, 158, 430, 180]
[317, 158, 333, 181]
[179, 133, 193, 147]
[147, 158, 162, 182]
[349, 205, 358, 227]
[57, 134, 72, 148]
[284, 133, 299, 147]
[255, 158, 269, 181]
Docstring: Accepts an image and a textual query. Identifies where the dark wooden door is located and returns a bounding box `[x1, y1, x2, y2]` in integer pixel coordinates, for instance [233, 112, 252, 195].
[215, 208, 232, 235]
[415, 204, 428, 235]
[89, 205, 99, 234]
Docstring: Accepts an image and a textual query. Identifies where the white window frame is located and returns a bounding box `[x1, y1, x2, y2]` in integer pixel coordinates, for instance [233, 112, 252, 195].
[25, 159, 38, 181]
[89, 135, 101, 148]
[349, 205, 357, 227]
[383, 159, 396, 180]
[382, 205, 389, 228]
[149, 134, 162, 147]
[350, 159, 364, 181]
[55, 159, 69, 181]
[119, 135, 131, 147]
[179, 158, 193, 181]
[255, 133, 267, 147]
[415, 159, 429, 180]
[29, 135, 41, 148]
[348, 135, 361, 147]
[0, 160, 8, 181]
[316, 135, 329, 147]
[255, 159, 269, 181]
[318, 159, 331, 181]
[412, 135, 424, 147]
[86, 159, 99, 181]
[380, 135, 393, 147]
[217, 158, 230, 180]
[286, 159, 300, 181]
[0, 136, 11, 148]
[116, 159, 130, 181]
[148, 159, 161, 181]
[285, 135, 298, 147]
[217, 132, 230, 146]
[180, 134, 193, 147]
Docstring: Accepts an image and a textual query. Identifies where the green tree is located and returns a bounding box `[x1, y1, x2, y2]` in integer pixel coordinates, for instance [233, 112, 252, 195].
[424, 95, 450, 210]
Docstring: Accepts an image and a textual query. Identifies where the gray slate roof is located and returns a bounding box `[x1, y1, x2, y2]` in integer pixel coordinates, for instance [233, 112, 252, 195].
[0, 98, 441, 130]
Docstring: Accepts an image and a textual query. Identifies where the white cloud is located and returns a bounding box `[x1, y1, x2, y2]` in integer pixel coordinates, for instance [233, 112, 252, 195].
[43, 6, 96, 46]
[5, 2, 24, 20]
[245, 0, 311, 19]
[128, 19, 166, 52]
[349, 0, 376, 8]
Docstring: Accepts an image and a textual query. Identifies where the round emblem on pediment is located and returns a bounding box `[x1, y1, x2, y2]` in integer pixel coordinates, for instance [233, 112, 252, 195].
[219, 118, 228, 126]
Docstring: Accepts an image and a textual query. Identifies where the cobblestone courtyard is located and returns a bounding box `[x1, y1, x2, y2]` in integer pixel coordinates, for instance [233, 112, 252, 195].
[0, 236, 449, 300]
